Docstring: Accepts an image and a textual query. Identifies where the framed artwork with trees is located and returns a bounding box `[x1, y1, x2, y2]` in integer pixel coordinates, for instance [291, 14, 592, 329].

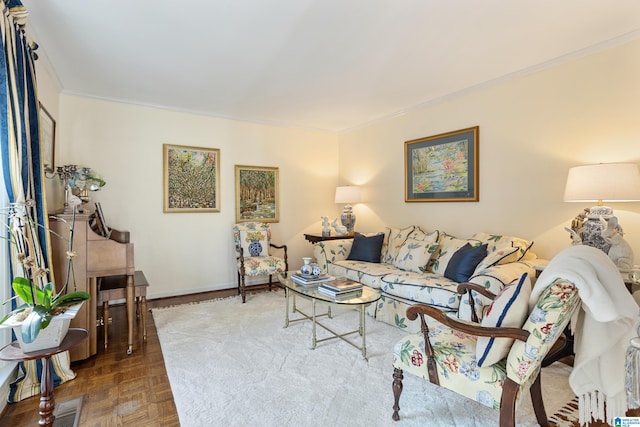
[163, 144, 220, 213]
[235, 165, 279, 223]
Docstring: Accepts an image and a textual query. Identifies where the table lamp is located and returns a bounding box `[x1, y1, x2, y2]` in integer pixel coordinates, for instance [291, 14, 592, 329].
[563, 163, 640, 256]
[335, 186, 361, 235]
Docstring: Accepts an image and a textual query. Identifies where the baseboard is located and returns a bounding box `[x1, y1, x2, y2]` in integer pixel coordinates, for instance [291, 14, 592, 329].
[0, 362, 18, 416]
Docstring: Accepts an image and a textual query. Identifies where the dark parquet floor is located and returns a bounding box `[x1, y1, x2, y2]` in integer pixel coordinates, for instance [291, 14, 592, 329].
[0, 287, 239, 427]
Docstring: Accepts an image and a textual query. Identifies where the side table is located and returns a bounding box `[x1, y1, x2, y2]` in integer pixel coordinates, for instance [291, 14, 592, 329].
[304, 233, 354, 244]
[0, 328, 88, 427]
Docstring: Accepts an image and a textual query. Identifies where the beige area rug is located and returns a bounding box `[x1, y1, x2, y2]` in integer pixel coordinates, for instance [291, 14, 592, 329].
[152, 291, 576, 427]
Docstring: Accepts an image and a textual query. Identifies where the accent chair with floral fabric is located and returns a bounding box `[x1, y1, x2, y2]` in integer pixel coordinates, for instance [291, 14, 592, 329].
[391, 277, 580, 427]
[233, 222, 288, 303]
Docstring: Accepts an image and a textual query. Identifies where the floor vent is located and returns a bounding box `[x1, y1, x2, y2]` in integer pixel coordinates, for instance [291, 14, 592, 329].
[53, 396, 83, 427]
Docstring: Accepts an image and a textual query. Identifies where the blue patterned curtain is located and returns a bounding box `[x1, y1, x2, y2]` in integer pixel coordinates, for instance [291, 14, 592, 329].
[0, 0, 71, 403]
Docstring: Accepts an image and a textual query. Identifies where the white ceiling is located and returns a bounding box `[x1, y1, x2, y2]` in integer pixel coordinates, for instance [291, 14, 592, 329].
[21, 0, 640, 133]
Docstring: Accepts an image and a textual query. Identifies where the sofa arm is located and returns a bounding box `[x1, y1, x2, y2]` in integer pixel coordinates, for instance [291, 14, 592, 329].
[457, 261, 537, 321]
[312, 239, 353, 272]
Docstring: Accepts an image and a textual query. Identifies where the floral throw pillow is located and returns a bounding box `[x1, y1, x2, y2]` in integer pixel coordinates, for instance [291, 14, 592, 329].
[382, 226, 416, 264]
[472, 232, 535, 261]
[392, 233, 439, 273]
[476, 273, 531, 367]
[240, 230, 269, 257]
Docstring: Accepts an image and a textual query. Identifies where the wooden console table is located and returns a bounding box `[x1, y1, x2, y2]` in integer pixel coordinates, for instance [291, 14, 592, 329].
[0, 329, 88, 427]
[304, 233, 354, 244]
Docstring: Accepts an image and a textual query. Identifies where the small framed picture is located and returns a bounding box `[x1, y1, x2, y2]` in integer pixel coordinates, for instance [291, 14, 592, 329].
[39, 103, 55, 173]
[163, 144, 220, 213]
[405, 126, 479, 202]
[235, 165, 279, 223]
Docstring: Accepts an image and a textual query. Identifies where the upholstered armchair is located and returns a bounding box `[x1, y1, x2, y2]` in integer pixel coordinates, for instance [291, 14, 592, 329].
[392, 274, 581, 427]
[233, 222, 288, 303]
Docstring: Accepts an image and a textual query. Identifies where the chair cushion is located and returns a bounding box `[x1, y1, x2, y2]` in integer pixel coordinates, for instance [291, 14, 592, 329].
[347, 232, 384, 263]
[238, 256, 286, 276]
[393, 322, 510, 410]
[392, 233, 439, 273]
[239, 230, 269, 257]
[476, 273, 531, 367]
[444, 243, 488, 282]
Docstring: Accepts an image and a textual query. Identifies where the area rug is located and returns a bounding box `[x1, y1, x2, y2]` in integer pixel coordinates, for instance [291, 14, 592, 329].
[152, 291, 576, 427]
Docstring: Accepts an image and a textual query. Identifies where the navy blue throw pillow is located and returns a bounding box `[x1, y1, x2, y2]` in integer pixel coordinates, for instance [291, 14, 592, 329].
[347, 232, 384, 263]
[444, 243, 488, 282]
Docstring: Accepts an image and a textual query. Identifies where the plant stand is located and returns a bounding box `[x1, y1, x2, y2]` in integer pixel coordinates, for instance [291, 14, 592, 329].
[0, 329, 88, 427]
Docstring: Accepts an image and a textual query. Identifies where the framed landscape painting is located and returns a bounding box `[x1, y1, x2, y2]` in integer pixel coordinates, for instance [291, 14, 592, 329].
[235, 165, 279, 223]
[163, 144, 220, 213]
[405, 126, 479, 202]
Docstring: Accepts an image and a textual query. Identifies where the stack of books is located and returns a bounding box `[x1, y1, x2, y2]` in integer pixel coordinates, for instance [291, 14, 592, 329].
[317, 278, 363, 299]
[291, 273, 335, 287]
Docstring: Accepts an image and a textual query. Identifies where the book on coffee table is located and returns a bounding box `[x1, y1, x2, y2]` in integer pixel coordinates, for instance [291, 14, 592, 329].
[291, 273, 335, 286]
[317, 286, 363, 300]
[318, 278, 362, 293]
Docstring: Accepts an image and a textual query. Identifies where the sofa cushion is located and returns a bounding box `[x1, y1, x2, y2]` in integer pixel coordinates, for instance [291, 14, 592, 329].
[476, 273, 531, 367]
[347, 232, 384, 263]
[444, 243, 488, 282]
[431, 234, 482, 275]
[392, 233, 439, 274]
[472, 232, 535, 261]
[382, 226, 416, 264]
[327, 260, 399, 289]
[381, 272, 461, 311]
[476, 243, 520, 270]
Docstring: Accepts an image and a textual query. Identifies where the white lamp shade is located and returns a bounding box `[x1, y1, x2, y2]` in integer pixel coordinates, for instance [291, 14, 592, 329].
[334, 186, 361, 204]
[563, 163, 640, 202]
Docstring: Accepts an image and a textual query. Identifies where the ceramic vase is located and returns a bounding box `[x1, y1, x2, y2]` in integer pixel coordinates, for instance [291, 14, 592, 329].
[300, 257, 313, 275]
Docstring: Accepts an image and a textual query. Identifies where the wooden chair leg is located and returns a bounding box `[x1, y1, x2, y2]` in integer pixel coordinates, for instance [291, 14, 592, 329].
[530, 374, 549, 427]
[499, 378, 519, 427]
[268, 275, 273, 292]
[392, 368, 404, 421]
[240, 274, 247, 303]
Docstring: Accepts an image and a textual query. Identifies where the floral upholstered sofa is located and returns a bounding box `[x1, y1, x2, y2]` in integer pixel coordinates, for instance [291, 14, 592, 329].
[312, 225, 546, 333]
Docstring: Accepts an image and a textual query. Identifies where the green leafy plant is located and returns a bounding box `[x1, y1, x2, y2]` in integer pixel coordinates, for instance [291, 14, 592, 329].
[0, 202, 90, 343]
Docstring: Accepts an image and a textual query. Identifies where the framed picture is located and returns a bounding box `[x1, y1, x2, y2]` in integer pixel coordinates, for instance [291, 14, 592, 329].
[39, 103, 55, 173]
[405, 126, 479, 202]
[163, 144, 220, 213]
[235, 165, 279, 223]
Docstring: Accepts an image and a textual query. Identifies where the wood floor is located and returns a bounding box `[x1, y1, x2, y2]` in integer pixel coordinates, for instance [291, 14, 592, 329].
[0, 287, 239, 427]
[0, 285, 621, 427]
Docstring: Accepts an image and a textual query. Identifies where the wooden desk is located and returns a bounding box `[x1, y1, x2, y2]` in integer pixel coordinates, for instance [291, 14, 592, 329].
[304, 233, 354, 244]
[0, 329, 88, 427]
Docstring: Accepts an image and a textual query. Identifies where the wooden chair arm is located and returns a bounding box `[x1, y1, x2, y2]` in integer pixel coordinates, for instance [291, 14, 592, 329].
[456, 282, 497, 300]
[270, 243, 287, 251]
[406, 304, 530, 342]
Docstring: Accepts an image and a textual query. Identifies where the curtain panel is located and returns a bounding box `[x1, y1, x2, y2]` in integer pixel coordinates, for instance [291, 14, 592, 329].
[0, 0, 75, 402]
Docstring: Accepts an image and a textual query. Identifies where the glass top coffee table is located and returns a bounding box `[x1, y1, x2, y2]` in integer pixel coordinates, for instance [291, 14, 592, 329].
[278, 272, 381, 360]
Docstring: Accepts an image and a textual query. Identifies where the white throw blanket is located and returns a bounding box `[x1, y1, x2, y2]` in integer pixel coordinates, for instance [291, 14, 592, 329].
[532, 245, 639, 426]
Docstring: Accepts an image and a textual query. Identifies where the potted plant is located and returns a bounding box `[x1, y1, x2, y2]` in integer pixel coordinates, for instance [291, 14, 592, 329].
[0, 202, 90, 350]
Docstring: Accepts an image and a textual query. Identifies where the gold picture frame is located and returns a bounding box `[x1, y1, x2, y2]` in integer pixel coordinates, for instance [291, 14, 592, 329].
[235, 165, 279, 223]
[405, 126, 479, 202]
[163, 144, 220, 213]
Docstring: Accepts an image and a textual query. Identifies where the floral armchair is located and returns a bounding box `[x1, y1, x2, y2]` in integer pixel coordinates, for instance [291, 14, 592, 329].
[392, 276, 580, 427]
[233, 222, 288, 303]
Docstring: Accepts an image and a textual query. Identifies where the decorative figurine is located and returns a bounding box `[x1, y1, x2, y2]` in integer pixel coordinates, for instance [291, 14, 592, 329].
[602, 217, 634, 270]
[321, 216, 331, 237]
[331, 218, 348, 236]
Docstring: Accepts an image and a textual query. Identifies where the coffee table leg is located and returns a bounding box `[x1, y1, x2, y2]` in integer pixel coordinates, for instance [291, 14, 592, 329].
[311, 299, 317, 349]
[360, 305, 367, 359]
[284, 288, 290, 328]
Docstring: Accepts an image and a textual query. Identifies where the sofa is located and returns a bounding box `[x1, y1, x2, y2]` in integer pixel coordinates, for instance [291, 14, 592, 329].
[312, 225, 546, 333]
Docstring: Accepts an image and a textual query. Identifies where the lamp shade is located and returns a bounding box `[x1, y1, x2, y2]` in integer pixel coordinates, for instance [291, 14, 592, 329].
[563, 163, 640, 203]
[334, 186, 361, 204]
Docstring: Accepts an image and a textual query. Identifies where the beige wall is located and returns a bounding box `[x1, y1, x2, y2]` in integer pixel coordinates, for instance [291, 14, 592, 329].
[339, 38, 640, 260]
[35, 37, 640, 298]
[43, 95, 339, 298]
